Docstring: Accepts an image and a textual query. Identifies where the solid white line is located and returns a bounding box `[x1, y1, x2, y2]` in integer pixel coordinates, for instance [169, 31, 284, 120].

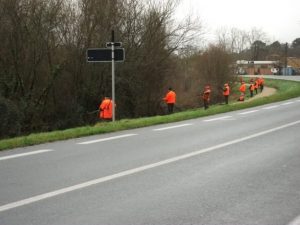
[77, 134, 138, 145]
[287, 215, 300, 225]
[153, 124, 192, 131]
[1, 120, 300, 212]
[281, 102, 294, 106]
[0, 149, 54, 161]
[238, 110, 259, 115]
[263, 105, 280, 110]
[203, 116, 232, 122]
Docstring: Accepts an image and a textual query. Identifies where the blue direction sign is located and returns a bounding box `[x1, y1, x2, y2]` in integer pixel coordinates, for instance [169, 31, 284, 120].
[86, 48, 125, 62]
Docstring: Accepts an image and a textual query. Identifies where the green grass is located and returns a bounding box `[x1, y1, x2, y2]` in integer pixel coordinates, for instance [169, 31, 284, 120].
[1, 78, 300, 151]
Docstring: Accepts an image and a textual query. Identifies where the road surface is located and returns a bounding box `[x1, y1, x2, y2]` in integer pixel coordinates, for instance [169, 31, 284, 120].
[246, 74, 300, 82]
[1, 99, 300, 225]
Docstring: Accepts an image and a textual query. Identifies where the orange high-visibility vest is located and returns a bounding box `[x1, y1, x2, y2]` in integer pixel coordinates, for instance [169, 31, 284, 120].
[257, 78, 262, 86]
[255, 80, 259, 89]
[99, 99, 113, 119]
[223, 84, 230, 96]
[239, 83, 246, 93]
[250, 83, 255, 91]
[164, 91, 176, 104]
[202, 89, 211, 100]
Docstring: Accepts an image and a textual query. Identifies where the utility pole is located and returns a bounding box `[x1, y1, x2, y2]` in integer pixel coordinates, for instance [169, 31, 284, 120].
[283, 43, 288, 75]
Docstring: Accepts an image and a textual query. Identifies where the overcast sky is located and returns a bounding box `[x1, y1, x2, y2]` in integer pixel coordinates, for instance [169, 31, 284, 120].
[175, 0, 300, 44]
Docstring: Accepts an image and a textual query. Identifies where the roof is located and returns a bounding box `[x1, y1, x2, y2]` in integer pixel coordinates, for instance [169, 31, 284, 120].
[287, 57, 300, 68]
[236, 60, 279, 65]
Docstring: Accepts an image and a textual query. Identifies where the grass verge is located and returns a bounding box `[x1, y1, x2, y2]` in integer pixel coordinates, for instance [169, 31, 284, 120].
[1, 78, 300, 151]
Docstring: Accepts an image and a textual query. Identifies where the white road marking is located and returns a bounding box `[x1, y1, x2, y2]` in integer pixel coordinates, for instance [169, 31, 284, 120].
[1, 120, 300, 212]
[281, 102, 294, 106]
[287, 215, 300, 225]
[77, 134, 138, 145]
[238, 110, 259, 115]
[0, 149, 54, 161]
[203, 116, 232, 122]
[153, 124, 192, 131]
[263, 105, 280, 110]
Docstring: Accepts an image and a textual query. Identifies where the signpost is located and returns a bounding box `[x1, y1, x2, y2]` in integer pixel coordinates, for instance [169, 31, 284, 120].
[106, 42, 122, 48]
[86, 48, 124, 62]
[86, 31, 124, 122]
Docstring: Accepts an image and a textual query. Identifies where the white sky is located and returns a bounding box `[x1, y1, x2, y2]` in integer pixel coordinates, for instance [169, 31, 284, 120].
[175, 0, 300, 44]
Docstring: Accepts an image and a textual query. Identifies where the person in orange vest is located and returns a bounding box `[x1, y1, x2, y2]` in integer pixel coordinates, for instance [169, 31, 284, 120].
[163, 87, 176, 114]
[202, 85, 211, 110]
[238, 81, 246, 101]
[223, 83, 230, 104]
[259, 76, 265, 92]
[249, 81, 255, 97]
[99, 97, 114, 121]
[254, 78, 259, 94]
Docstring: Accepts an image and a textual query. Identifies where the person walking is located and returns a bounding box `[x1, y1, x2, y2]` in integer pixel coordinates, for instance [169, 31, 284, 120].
[202, 85, 211, 110]
[238, 81, 246, 101]
[99, 97, 114, 121]
[163, 87, 176, 114]
[223, 83, 230, 104]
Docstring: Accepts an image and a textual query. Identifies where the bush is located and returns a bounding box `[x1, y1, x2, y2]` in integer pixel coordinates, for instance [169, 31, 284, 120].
[0, 97, 22, 138]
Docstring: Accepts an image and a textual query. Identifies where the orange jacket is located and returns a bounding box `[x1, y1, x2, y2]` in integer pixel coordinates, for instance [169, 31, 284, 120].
[239, 83, 246, 93]
[164, 90, 176, 104]
[257, 78, 262, 86]
[249, 83, 255, 91]
[202, 89, 211, 101]
[254, 80, 259, 89]
[99, 98, 113, 119]
[223, 84, 230, 96]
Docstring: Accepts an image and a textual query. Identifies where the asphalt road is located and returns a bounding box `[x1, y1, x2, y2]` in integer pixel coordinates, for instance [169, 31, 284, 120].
[246, 74, 300, 82]
[1, 98, 300, 225]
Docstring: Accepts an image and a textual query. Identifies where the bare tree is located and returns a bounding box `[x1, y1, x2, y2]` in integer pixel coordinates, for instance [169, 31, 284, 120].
[216, 27, 252, 54]
[197, 44, 235, 103]
[247, 27, 269, 46]
[0, 0, 205, 137]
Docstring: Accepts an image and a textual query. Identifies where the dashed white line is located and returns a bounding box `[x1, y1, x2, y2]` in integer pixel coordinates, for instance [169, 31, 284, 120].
[0, 149, 54, 161]
[203, 116, 232, 122]
[263, 105, 280, 110]
[153, 124, 192, 131]
[281, 102, 294, 106]
[1, 119, 300, 212]
[238, 110, 259, 115]
[77, 134, 138, 145]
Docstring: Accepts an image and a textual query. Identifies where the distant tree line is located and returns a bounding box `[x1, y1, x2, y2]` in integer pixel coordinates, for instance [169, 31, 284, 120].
[216, 27, 300, 61]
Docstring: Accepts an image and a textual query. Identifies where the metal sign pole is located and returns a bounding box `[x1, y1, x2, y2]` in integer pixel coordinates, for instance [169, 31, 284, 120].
[86, 30, 124, 123]
[111, 30, 115, 122]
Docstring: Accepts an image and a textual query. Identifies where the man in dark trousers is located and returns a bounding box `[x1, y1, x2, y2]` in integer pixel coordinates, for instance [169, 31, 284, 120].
[249, 81, 255, 97]
[223, 83, 230, 104]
